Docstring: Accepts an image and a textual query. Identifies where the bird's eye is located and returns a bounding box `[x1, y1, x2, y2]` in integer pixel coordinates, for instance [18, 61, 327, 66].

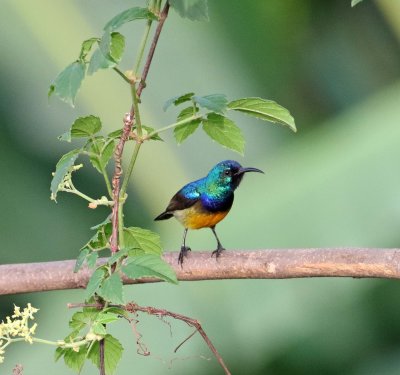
[224, 169, 231, 176]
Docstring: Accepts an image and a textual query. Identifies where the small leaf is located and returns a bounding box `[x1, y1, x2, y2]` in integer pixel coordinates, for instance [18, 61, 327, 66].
[169, 0, 209, 21]
[123, 254, 178, 284]
[72, 116, 102, 138]
[92, 322, 107, 336]
[100, 32, 125, 63]
[193, 94, 227, 114]
[163, 92, 195, 111]
[107, 129, 123, 139]
[63, 346, 87, 373]
[69, 311, 89, 332]
[227, 97, 296, 132]
[142, 126, 163, 141]
[98, 273, 124, 305]
[123, 227, 162, 255]
[86, 267, 106, 298]
[55, 347, 66, 362]
[104, 7, 158, 31]
[80, 38, 99, 60]
[88, 137, 116, 173]
[174, 121, 201, 144]
[202, 113, 245, 154]
[91, 216, 111, 230]
[50, 149, 80, 201]
[107, 249, 128, 265]
[49, 61, 86, 107]
[74, 248, 90, 273]
[88, 334, 123, 375]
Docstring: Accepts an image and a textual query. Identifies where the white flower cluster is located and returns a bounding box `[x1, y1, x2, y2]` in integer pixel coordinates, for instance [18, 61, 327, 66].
[0, 304, 39, 363]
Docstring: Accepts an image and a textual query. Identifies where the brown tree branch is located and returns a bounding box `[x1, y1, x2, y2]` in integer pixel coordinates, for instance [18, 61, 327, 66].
[1, 248, 400, 296]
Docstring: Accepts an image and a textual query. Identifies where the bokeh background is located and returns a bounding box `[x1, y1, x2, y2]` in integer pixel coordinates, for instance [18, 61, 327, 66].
[1, 0, 400, 374]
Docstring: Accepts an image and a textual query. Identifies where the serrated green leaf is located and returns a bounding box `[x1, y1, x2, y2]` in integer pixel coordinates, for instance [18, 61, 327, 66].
[163, 92, 195, 111]
[74, 248, 90, 273]
[86, 268, 106, 298]
[193, 94, 227, 114]
[50, 149, 80, 201]
[169, 0, 209, 21]
[202, 113, 245, 154]
[73, 116, 102, 138]
[98, 274, 124, 305]
[88, 334, 123, 375]
[174, 119, 201, 144]
[227, 97, 296, 132]
[104, 7, 158, 31]
[123, 227, 162, 255]
[49, 61, 86, 107]
[69, 311, 88, 332]
[80, 38, 99, 60]
[82, 222, 112, 252]
[123, 254, 178, 284]
[63, 346, 87, 373]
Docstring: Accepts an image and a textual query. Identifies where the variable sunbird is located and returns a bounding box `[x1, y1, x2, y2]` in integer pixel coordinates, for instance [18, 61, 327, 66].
[155, 160, 264, 265]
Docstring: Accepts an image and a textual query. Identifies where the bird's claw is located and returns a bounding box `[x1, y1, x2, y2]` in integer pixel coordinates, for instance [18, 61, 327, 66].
[178, 246, 191, 267]
[211, 247, 225, 259]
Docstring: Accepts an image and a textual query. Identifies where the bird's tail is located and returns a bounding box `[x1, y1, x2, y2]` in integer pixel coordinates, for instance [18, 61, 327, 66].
[154, 211, 173, 221]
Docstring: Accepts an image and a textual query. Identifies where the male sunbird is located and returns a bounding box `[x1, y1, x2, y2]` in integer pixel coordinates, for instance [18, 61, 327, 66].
[155, 160, 264, 265]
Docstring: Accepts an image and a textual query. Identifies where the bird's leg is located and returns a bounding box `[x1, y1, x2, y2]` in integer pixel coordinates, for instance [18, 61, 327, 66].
[178, 228, 191, 266]
[211, 226, 225, 258]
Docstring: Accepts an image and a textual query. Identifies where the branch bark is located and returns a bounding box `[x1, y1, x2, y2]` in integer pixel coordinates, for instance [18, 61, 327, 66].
[1, 248, 400, 296]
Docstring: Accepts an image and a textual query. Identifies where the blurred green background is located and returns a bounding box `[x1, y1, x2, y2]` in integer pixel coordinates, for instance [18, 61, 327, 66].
[1, 0, 400, 374]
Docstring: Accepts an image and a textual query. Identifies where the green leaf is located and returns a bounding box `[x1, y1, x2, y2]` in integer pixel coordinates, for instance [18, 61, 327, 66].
[50, 149, 80, 201]
[86, 251, 99, 269]
[227, 97, 296, 132]
[107, 129, 123, 139]
[88, 138, 116, 173]
[88, 48, 115, 75]
[123, 227, 162, 255]
[82, 222, 112, 252]
[92, 322, 107, 336]
[202, 113, 245, 154]
[69, 311, 89, 332]
[193, 94, 227, 114]
[96, 312, 120, 325]
[169, 0, 209, 21]
[142, 126, 163, 141]
[98, 273, 124, 305]
[80, 38, 99, 60]
[48, 61, 86, 107]
[63, 346, 87, 373]
[104, 7, 158, 31]
[74, 248, 90, 272]
[73, 116, 102, 138]
[86, 267, 106, 298]
[351, 0, 364, 6]
[174, 121, 201, 144]
[100, 32, 125, 63]
[88, 334, 123, 375]
[107, 249, 128, 265]
[123, 254, 178, 284]
[55, 347, 66, 362]
[163, 92, 195, 111]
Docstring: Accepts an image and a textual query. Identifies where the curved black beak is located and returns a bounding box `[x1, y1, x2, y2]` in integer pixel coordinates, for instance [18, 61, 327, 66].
[235, 167, 264, 176]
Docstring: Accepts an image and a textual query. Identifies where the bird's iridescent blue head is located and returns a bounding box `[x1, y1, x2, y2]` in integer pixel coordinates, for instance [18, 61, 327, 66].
[206, 160, 264, 192]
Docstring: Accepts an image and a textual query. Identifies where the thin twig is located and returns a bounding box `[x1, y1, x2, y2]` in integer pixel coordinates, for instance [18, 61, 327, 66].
[99, 338, 105, 375]
[67, 302, 231, 375]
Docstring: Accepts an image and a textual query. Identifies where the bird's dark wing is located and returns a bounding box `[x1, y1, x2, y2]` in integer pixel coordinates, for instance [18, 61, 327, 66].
[154, 180, 202, 221]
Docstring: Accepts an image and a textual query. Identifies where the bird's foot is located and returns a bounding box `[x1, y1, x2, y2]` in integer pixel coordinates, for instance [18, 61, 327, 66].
[178, 246, 191, 267]
[211, 246, 225, 259]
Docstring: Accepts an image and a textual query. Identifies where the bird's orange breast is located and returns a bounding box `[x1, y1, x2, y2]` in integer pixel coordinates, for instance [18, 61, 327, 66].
[173, 202, 229, 229]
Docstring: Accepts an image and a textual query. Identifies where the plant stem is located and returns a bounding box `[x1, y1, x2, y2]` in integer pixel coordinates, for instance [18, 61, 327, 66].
[112, 67, 131, 85]
[133, 19, 153, 75]
[120, 142, 142, 198]
[146, 114, 202, 139]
